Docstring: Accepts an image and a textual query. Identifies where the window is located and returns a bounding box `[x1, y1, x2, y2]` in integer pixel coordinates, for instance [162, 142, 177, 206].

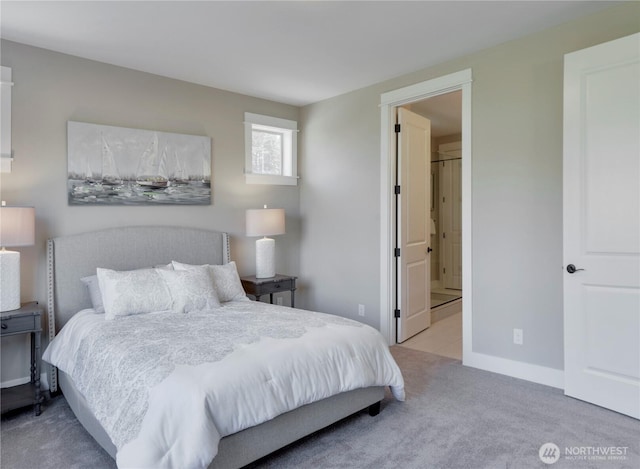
[245, 112, 298, 185]
[1, 66, 13, 173]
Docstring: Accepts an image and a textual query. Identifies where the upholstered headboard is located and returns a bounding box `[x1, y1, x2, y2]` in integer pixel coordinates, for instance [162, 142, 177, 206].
[46, 225, 230, 391]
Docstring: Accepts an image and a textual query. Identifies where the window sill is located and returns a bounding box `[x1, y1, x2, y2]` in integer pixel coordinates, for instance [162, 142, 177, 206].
[245, 174, 298, 186]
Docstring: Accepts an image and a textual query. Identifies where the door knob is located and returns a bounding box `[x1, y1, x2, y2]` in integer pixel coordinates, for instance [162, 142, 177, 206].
[566, 264, 585, 274]
[426, 247, 433, 254]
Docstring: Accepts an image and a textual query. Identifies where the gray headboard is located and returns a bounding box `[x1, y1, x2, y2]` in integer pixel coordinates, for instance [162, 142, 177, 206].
[46, 226, 230, 391]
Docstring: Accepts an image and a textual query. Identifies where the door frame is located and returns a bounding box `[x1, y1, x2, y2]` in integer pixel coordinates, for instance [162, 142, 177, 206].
[379, 69, 473, 363]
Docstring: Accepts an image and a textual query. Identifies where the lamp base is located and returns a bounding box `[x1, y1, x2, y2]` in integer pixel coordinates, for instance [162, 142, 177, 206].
[256, 237, 275, 278]
[0, 249, 21, 312]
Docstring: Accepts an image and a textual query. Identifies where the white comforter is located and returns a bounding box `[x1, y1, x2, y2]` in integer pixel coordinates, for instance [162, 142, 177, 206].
[43, 301, 405, 469]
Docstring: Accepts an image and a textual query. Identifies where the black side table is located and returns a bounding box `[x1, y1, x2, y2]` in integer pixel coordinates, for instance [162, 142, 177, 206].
[1, 302, 44, 416]
[240, 274, 297, 308]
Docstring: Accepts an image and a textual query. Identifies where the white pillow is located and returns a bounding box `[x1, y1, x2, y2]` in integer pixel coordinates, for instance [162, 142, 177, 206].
[81, 275, 105, 313]
[156, 267, 221, 313]
[82, 263, 173, 314]
[172, 261, 247, 303]
[97, 268, 172, 320]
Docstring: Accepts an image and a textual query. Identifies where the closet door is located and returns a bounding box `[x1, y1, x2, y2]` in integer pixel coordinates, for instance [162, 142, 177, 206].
[439, 152, 462, 291]
[563, 33, 640, 419]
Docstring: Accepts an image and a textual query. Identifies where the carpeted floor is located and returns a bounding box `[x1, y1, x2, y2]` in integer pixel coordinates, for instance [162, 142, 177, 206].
[2, 347, 638, 468]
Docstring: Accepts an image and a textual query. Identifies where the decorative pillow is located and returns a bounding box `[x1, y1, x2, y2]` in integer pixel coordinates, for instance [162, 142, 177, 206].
[172, 261, 247, 302]
[97, 268, 173, 320]
[82, 264, 172, 314]
[81, 275, 105, 313]
[156, 267, 221, 313]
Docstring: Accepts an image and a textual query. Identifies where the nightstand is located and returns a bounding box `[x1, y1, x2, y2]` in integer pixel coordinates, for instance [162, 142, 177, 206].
[1, 302, 44, 416]
[240, 274, 297, 308]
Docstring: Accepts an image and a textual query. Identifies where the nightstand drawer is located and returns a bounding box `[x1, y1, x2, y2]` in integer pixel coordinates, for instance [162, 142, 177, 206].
[1, 315, 37, 335]
[270, 279, 294, 291]
[240, 274, 297, 308]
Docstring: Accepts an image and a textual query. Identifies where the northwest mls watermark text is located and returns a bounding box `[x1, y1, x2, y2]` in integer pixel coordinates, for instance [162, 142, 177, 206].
[539, 443, 629, 465]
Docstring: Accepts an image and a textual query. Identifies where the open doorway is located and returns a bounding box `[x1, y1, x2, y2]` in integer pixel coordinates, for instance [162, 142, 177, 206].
[378, 69, 472, 364]
[398, 92, 463, 359]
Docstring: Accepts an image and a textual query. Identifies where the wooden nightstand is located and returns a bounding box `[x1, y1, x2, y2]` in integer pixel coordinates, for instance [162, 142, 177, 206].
[240, 274, 297, 308]
[1, 302, 44, 416]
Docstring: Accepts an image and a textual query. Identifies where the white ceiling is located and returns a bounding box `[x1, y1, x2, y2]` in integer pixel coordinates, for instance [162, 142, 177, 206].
[0, 1, 618, 106]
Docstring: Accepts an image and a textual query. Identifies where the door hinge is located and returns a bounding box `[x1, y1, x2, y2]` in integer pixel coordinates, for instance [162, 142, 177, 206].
[394, 309, 401, 318]
[394, 185, 401, 195]
[443, 267, 446, 274]
[394, 248, 401, 257]
[443, 232, 446, 239]
[395, 123, 401, 133]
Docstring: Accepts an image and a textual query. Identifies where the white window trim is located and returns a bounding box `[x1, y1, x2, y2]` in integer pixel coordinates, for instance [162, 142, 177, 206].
[1, 66, 13, 173]
[244, 112, 298, 185]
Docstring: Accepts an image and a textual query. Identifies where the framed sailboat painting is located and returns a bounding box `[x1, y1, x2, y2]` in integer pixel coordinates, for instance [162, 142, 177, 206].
[67, 121, 211, 205]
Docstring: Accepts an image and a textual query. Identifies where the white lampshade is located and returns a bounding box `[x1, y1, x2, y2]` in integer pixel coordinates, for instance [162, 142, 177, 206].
[1, 206, 35, 247]
[246, 207, 285, 278]
[246, 207, 285, 237]
[0, 206, 35, 311]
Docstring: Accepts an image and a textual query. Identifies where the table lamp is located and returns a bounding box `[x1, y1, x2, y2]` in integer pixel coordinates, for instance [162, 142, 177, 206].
[246, 206, 285, 278]
[0, 204, 35, 311]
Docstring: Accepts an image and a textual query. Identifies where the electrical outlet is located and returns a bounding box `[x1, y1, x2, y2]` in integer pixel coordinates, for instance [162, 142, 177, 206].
[513, 328, 523, 345]
[276, 297, 283, 306]
[358, 304, 365, 317]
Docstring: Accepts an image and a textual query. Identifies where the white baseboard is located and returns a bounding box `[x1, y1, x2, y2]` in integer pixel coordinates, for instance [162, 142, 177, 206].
[1, 373, 49, 391]
[463, 350, 564, 389]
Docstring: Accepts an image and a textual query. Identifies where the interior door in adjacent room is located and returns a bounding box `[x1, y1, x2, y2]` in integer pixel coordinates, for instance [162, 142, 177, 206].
[396, 107, 431, 343]
[439, 141, 462, 290]
[563, 32, 640, 419]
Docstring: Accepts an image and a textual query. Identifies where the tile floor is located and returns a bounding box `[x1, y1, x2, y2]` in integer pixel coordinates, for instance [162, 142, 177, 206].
[399, 308, 462, 360]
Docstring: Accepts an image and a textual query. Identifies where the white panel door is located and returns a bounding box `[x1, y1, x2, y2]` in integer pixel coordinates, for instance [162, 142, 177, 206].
[440, 152, 462, 290]
[563, 33, 640, 419]
[397, 108, 431, 342]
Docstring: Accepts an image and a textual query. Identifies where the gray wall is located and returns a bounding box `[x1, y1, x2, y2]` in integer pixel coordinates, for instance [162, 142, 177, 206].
[299, 3, 640, 370]
[0, 41, 300, 383]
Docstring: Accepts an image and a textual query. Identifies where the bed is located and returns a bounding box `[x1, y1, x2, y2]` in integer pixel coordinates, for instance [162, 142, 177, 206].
[44, 226, 404, 469]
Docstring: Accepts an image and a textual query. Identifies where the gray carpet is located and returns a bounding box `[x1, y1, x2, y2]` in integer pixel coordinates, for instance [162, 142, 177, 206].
[2, 347, 638, 469]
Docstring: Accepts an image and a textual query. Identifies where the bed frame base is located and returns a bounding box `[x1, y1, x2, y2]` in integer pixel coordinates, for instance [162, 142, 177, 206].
[59, 370, 383, 469]
[368, 401, 381, 416]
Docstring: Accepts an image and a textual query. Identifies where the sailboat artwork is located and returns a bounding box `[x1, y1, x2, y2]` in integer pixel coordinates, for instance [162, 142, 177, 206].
[67, 121, 211, 205]
[136, 133, 169, 189]
[101, 133, 122, 186]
